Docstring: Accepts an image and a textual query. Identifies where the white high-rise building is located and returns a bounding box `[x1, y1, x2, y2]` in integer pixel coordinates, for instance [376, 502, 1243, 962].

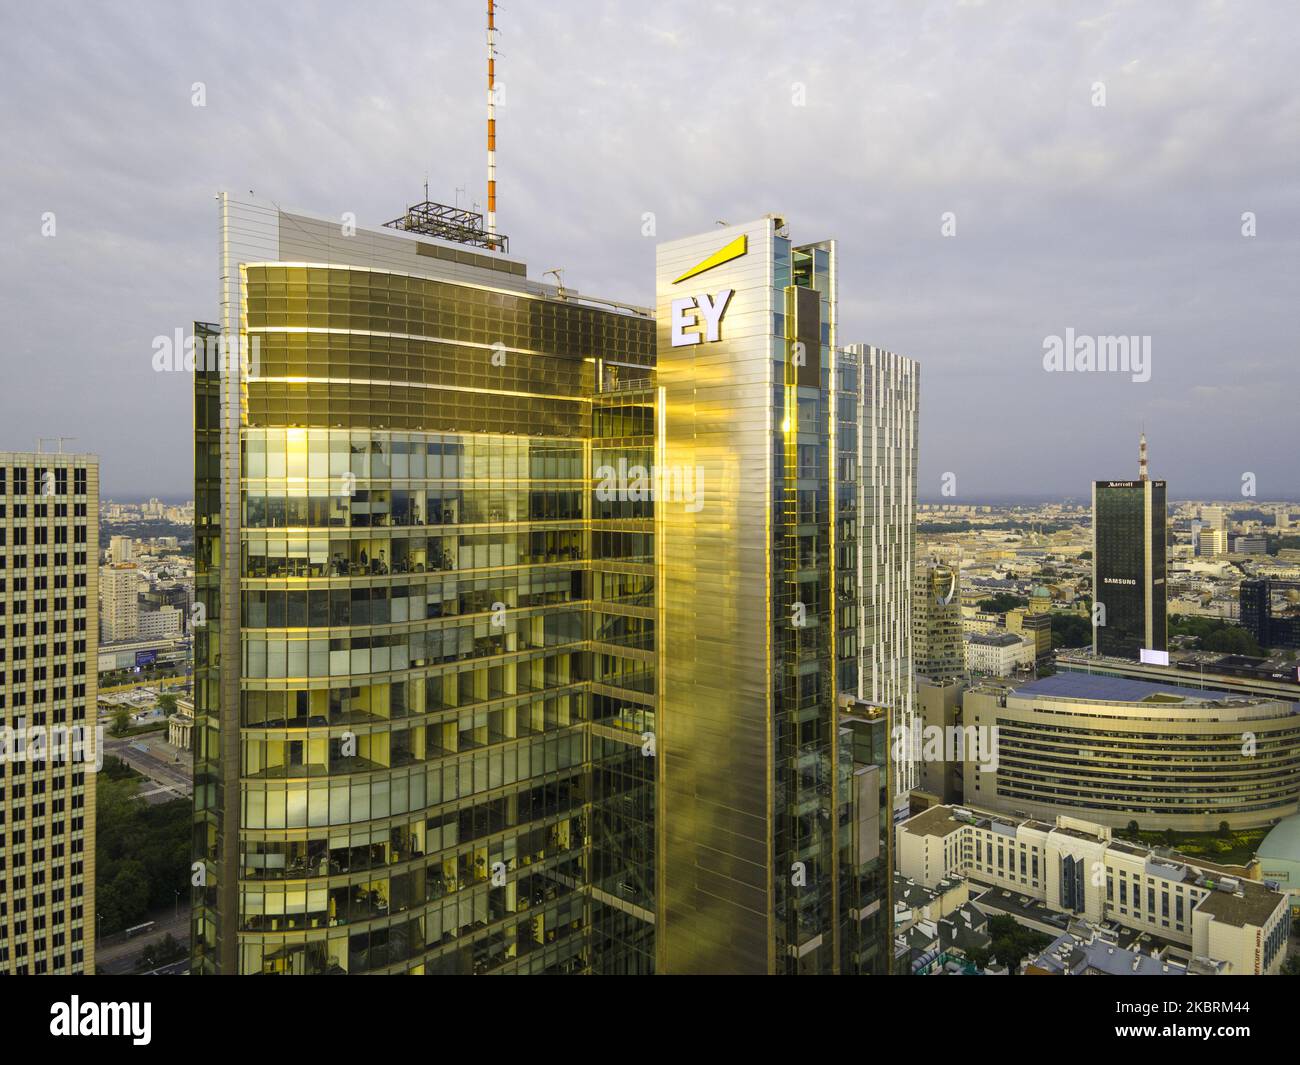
[138, 605, 183, 640]
[1198, 526, 1226, 558]
[99, 561, 139, 642]
[844, 344, 919, 798]
[965, 631, 1035, 676]
[1198, 505, 1227, 557]
[107, 535, 134, 563]
[0, 452, 98, 974]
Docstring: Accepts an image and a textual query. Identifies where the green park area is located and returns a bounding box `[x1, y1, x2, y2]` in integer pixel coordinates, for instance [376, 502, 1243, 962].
[1119, 822, 1267, 868]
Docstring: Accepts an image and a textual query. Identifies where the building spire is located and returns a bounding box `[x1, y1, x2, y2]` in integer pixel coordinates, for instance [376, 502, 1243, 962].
[1138, 429, 1148, 481]
[486, 0, 498, 240]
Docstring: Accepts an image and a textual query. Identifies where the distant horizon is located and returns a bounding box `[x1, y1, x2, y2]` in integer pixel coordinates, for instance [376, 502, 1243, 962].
[917, 493, 1300, 506]
[98, 490, 1300, 508]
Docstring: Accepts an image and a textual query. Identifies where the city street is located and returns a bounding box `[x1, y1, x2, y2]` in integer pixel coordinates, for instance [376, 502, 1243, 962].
[96, 906, 192, 974]
[103, 730, 193, 801]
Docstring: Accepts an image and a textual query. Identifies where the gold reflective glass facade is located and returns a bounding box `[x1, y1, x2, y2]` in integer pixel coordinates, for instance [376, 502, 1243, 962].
[194, 198, 655, 974]
[194, 199, 894, 975]
[655, 221, 890, 974]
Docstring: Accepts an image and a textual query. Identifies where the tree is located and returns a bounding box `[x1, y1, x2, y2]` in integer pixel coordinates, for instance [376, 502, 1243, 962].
[110, 707, 131, 736]
[96, 774, 190, 936]
[1164, 828, 1178, 848]
[138, 933, 186, 972]
[1218, 821, 1231, 839]
[978, 594, 1029, 615]
[1270, 535, 1300, 557]
[1051, 613, 1092, 649]
[157, 692, 178, 716]
[101, 756, 139, 782]
[986, 914, 1052, 974]
[1168, 615, 1262, 656]
[101, 861, 150, 932]
[1126, 820, 1140, 839]
[1201, 626, 1263, 656]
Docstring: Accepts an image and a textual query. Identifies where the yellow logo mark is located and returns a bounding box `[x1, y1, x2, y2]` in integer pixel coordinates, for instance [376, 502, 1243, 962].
[672, 234, 747, 284]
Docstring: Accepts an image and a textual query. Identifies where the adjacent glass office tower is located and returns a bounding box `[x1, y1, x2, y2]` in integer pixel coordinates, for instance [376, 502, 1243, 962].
[1240, 579, 1300, 650]
[0, 452, 97, 974]
[655, 219, 890, 974]
[193, 196, 656, 974]
[1092, 459, 1167, 661]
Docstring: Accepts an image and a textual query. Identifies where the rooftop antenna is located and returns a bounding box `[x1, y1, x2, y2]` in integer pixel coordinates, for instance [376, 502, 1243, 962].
[1139, 428, 1149, 481]
[487, 0, 499, 241]
[544, 268, 567, 299]
[380, 6, 507, 252]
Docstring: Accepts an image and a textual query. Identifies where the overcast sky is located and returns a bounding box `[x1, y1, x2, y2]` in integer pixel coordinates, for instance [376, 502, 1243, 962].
[2, 0, 1296, 501]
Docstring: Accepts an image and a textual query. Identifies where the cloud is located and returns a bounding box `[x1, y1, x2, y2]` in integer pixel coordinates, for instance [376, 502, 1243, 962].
[0, 0, 1295, 499]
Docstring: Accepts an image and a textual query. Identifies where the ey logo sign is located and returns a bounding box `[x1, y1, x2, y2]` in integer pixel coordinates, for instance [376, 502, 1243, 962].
[670, 234, 745, 348]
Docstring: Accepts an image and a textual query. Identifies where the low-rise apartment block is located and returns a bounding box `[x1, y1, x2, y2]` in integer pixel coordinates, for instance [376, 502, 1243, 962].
[898, 804, 1289, 974]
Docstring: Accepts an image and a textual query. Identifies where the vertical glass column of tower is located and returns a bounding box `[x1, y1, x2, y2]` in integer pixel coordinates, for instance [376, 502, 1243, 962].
[587, 368, 657, 974]
[192, 196, 655, 974]
[655, 219, 891, 973]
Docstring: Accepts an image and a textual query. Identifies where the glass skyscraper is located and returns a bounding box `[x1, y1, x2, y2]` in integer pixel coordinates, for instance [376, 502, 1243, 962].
[1093, 473, 1167, 661]
[193, 195, 655, 974]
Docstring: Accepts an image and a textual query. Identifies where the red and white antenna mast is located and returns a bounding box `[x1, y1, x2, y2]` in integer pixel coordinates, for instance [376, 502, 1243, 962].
[486, 0, 498, 243]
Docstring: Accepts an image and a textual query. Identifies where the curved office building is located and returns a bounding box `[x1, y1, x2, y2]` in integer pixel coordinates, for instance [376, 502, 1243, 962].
[962, 672, 1300, 831]
[194, 196, 656, 974]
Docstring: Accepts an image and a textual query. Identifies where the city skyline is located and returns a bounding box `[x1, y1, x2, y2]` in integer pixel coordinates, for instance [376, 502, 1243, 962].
[3, 1, 1297, 499]
[3, 0, 1300, 998]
